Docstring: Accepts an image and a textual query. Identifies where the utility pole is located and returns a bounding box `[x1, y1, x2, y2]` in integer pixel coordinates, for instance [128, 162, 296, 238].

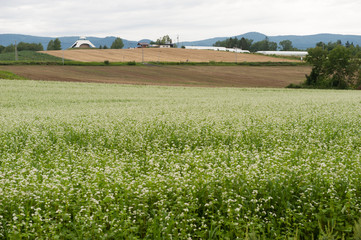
[15, 41, 18, 61]
[62, 50, 64, 65]
[234, 47, 237, 63]
[142, 46, 144, 63]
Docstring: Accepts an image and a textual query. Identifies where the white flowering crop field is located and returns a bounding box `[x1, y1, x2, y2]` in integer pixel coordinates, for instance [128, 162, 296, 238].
[1, 80, 361, 239]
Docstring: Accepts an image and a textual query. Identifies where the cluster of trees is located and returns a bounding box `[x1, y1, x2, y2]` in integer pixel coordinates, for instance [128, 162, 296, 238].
[151, 35, 173, 45]
[47, 38, 61, 50]
[0, 38, 64, 54]
[0, 42, 44, 53]
[214, 37, 253, 50]
[213, 37, 298, 52]
[305, 42, 361, 89]
[100, 38, 124, 49]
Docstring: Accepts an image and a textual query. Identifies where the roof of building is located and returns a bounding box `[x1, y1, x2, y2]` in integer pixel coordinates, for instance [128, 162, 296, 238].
[70, 37, 96, 48]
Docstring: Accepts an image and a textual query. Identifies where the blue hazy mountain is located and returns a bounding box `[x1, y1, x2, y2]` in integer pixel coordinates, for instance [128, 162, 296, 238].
[1, 32, 361, 50]
[180, 32, 361, 49]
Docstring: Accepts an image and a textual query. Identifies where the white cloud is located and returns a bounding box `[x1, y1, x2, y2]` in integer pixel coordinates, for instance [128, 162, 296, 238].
[0, 0, 360, 41]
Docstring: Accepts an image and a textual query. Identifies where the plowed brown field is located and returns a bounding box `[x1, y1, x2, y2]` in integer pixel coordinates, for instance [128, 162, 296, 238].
[43, 48, 301, 63]
[0, 65, 310, 88]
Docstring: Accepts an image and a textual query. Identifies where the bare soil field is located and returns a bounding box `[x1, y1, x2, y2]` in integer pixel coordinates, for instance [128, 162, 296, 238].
[43, 48, 301, 63]
[0, 65, 310, 88]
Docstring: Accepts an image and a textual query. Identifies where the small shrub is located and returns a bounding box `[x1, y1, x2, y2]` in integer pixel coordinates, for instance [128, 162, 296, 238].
[104, 60, 110, 65]
[127, 61, 136, 65]
[286, 83, 302, 88]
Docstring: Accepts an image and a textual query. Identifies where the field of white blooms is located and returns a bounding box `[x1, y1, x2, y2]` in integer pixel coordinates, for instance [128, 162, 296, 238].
[1, 79, 361, 239]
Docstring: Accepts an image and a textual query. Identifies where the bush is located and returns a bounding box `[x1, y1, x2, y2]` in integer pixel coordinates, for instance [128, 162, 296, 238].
[286, 83, 302, 88]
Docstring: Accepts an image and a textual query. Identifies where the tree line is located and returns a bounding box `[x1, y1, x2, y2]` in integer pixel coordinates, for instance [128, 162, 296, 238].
[213, 37, 298, 52]
[0, 42, 44, 53]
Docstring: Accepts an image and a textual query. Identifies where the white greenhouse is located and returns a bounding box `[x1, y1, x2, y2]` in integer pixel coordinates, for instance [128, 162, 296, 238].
[70, 37, 96, 49]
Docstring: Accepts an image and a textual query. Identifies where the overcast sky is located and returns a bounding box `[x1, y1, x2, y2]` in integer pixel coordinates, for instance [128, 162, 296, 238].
[1, 0, 360, 41]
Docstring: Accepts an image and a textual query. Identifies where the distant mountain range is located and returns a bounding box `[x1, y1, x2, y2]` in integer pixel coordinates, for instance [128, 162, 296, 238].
[1, 32, 361, 50]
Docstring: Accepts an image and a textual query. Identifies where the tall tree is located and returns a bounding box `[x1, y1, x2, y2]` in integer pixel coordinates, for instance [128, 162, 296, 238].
[47, 40, 54, 50]
[250, 38, 277, 52]
[111, 38, 124, 49]
[239, 37, 253, 50]
[279, 40, 293, 51]
[53, 38, 61, 50]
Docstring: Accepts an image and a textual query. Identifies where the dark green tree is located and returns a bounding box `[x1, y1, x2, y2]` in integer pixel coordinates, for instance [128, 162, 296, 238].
[239, 37, 253, 50]
[279, 40, 293, 51]
[47, 40, 54, 50]
[111, 38, 124, 49]
[17, 42, 43, 51]
[47, 38, 61, 50]
[0, 45, 4, 53]
[250, 37, 277, 52]
[305, 45, 361, 88]
[53, 38, 61, 50]
[213, 37, 253, 50]
[103, 45, 108, 49]
[305, 47, 328, 86]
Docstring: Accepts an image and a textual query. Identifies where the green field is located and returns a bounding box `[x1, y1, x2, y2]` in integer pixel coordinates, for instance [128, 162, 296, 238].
[1, 80, 361, 239]
[0, 51, 65, 63]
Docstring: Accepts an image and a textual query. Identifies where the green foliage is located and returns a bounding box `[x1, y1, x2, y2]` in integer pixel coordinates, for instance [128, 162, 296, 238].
[214, 37, 253, 50]
[2, 44, 15, 53]
[110, 37, 124, 49]
[1, 42, 43, 53]
[354, 217, 361, 240]
[47, 38, 61, 50]
[250, 37, 278, 52]
[1, 81, 361, 239]
[279, 40, 295, 51]
[305, 45, 361, 89]
[47, 40, 54, 50]
[0, 70, 26, 80]
[17, 42, 44, 51]
[316, 40, 343, 51]
[214, 37, 279, 52]
[152, 35, 173, 45]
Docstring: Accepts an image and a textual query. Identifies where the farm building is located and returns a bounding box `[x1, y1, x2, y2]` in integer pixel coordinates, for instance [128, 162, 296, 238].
[137, 42, 149, 48]
[70, 37, 96, 49]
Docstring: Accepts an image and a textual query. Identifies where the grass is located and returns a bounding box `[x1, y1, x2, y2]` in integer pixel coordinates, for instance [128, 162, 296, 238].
[0, 80, 361, 239]
[0, 70, 26, 80]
